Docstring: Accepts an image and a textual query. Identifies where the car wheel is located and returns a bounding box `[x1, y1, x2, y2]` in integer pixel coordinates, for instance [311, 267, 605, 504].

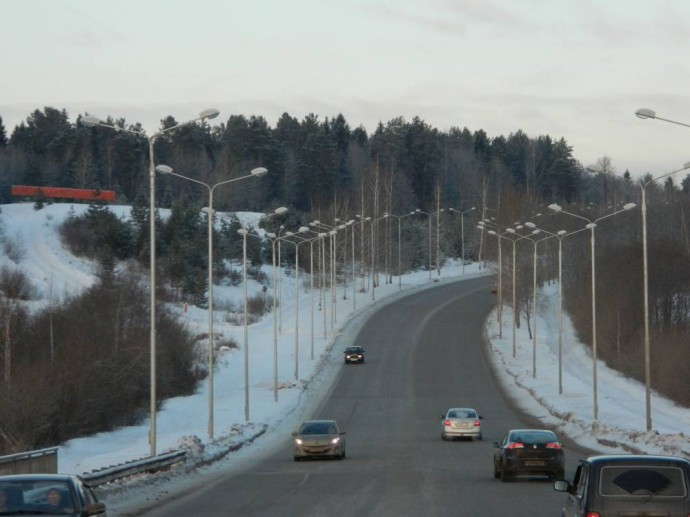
[501, 467, 512, 482]
[554, 468, 565, 481]
[294, 456, 301, 462]
[493, 462, 500, 479]
[441, 434, 447, 441]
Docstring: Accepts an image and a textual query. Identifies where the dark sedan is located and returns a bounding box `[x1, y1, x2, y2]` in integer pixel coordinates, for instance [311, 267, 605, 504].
[0, 473, 106, 516]
[493, 428, 564, 482]
[344, 346, 365, 364]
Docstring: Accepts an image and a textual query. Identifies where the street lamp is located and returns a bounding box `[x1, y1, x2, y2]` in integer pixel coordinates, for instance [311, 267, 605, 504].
[354, 215, 371, 304]
[449, 207, 476, 274]
[638, 161, 690, 430]
[283, 227, 311, 380]
[505, 226, 530, 359]
[82, 108, 220, 455]
[384, 211, 416, 290]
[485, 225, 513, 338]
[156, 165, 267, 435]
[549, 202, 636, 421]
[415, 209, 433, 279]
[370, 215, 389, 299]
[523, 223, 559, 378]
[635, 108, 690, 128]
[266, 227, 306, 401]
[236, 207, 287, 421]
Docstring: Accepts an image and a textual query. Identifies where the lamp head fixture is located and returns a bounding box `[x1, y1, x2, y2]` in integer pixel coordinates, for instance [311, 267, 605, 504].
[635, 108, 656, 120]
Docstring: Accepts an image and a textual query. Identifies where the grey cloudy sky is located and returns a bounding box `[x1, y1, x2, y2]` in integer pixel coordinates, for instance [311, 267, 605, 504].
[2, 0, 690, 177]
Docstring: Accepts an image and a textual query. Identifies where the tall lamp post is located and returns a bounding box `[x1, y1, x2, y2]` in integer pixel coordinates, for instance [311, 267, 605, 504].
[156, 165, 268, 436]
[236, 207, 287, 421]
[505, 227, 530, 358]
[639, 160, 690, 430]
[415, 209, 433, 279]
[265, 227, 307, 401]
[284, 228, 311, 380]
[521, 225, 559, 379]
[82, 108, 220, 455]
[384, 211, 416, 290]
[449, 207, 476, 274]
[549, 202, 636, 421]
[354, 215, 371, 304]
[636, 108, 690, 431]
[485, 225, 512, 338]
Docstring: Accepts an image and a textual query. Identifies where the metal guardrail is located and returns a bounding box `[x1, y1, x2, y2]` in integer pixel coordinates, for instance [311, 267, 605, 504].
[81, 450, 186, 487]
[0, 447, 58, 475]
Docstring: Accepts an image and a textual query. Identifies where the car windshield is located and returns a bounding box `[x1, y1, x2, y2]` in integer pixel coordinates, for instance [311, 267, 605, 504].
[345, 347, 362, 353]
[511, 431, 555, 444]
[0, 480, 75, 514]
[300, 423, 337, 435]
[599, 466, 687, 496]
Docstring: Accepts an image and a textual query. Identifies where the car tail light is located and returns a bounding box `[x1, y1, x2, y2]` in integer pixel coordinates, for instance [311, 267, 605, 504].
[473, 420, 480, 427]
[507, 443, 524, 449]
[585, 513, 600, 517]
[546, 442, 563, 449]
[443, 419, 451, 427]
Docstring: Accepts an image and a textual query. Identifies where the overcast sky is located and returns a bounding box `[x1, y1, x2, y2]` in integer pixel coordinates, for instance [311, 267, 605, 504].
[3, 0, 690, 178]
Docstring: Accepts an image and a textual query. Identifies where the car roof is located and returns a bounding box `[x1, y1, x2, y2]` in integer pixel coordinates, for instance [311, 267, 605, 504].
[0, 473, 80, 482]
[345, 345, 364, 349]
[585, 454, 690, 465]
[447, 407, 477, 412]
[302, 419, 337, 425]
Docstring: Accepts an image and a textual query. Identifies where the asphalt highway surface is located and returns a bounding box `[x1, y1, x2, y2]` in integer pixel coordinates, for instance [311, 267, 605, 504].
[142, 276, 595, 516]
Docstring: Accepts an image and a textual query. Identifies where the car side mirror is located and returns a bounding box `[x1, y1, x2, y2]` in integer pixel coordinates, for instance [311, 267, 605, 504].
[340, 431, 346, 435]
[553, 480, 571, 493]
[492, 442, 499, 448]
[291, 431, 297, 436]
[85, 502, 107, 516]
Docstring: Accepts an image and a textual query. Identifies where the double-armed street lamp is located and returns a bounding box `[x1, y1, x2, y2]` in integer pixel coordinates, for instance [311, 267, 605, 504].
[449, 207, 476, 274]
[484, 224, 514, 339]
[549, 202, 636, 421]
[384, 211, 416, 290]
[237, 208, 287, 421]
[636, 108, 690, 431]
[265, 227, 307, 401]
[157, 164, 268, 435]
[505, 226, 532, 359]
[354, 215, 371, 304]
[638, 160, 690, 430]
[82, 108, 220, 455]
[415, 209, 444, 278]
[522, 223, 560, 378]
[283, 228, 312, 380]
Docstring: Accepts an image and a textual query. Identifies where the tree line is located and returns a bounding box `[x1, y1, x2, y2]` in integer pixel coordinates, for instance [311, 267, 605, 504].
[1, 106, 690, 452]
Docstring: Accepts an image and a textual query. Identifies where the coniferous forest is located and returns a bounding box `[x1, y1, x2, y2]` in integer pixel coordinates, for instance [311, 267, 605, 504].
[1, 107, 690, 452]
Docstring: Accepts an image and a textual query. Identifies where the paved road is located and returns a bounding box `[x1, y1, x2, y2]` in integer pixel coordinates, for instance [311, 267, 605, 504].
[143, 276, 591, 516]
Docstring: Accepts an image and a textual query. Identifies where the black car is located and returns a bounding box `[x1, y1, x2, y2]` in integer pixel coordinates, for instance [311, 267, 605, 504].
[344, 346, 365, 364]
[493, 428, 564, 482]
[554, 454, 690, 516]
[0, 473, 106, 516]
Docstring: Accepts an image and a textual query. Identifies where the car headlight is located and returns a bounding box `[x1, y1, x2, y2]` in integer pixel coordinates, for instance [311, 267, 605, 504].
[295, 438, 303, 445]
[330, 437, 340, 445]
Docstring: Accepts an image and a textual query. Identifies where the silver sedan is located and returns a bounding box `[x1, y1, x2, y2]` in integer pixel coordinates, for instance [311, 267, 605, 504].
[440, 407, 483, 441]
[292, 420, 347, 460]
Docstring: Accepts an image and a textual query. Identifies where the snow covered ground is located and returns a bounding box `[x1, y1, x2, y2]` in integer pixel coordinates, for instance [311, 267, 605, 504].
[2, 202, 690, 514]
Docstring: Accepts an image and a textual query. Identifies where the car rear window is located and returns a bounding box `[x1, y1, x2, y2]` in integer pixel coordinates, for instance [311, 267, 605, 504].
[511, 431, 556, 444]
[599, 465, 688, 497]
